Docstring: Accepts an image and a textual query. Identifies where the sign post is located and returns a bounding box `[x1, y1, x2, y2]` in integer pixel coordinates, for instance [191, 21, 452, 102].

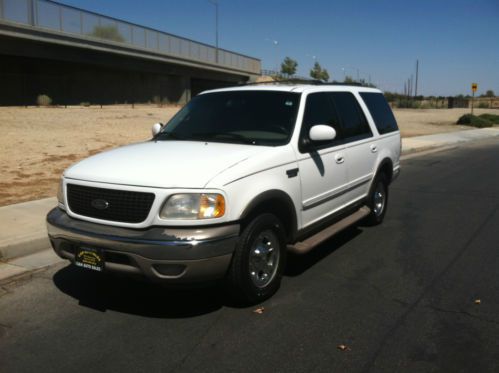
[471, 83, 478, 115]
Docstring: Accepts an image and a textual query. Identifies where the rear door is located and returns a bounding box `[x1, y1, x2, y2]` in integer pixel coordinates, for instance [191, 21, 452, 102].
[297, 92, 349, 228]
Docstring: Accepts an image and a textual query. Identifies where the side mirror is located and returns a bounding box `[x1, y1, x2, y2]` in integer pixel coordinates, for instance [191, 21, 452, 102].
[309, 124, 336, 142]
[152, 123, 163, 137]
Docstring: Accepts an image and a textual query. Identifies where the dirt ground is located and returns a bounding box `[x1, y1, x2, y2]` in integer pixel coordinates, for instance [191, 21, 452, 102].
[393, 108, 496, 137]
[0, 105, 497, 206]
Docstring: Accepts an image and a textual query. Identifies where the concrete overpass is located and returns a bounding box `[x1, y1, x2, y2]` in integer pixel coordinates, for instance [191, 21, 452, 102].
[0, 0, 261, 105]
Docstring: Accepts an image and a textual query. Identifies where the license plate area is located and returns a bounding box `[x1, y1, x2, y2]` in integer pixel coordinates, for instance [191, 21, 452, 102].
[75, 247, 105, 272]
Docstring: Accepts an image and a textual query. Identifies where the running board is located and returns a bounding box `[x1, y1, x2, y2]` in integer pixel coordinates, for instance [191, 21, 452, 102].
[287, 206, 371, 255]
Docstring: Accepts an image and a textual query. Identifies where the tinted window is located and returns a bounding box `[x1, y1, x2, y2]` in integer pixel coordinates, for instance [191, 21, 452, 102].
[156, 91, 300, 146]
[330, 92, 372, 141]
[360, 92, 399, 134]
[300, 93, 342, 150]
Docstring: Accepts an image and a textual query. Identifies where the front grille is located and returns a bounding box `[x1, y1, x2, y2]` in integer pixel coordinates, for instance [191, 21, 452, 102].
[67, 184, 155, 223]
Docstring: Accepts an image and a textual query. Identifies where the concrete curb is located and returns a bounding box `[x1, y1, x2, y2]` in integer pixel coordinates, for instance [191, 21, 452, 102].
[0, 127, 498, 284]
[0, 249, 64, 286]
[0, 234, 50, 261]
[0, 197, 57, 261]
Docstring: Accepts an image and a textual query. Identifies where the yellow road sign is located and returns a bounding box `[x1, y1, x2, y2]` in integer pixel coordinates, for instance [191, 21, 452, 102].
[472, 83, 478, 92]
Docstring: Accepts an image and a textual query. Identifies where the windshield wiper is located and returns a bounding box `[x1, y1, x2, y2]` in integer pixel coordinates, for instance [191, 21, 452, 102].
[193, 132, 257, 145]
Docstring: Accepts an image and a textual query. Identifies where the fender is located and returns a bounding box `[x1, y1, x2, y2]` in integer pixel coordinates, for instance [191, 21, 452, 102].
[374, 157, 394, 183]
[240, 189, 298, 241]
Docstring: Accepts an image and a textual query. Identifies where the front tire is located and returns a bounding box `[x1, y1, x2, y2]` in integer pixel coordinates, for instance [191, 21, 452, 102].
[365, 173, 389, 226]
[226, 213, 286, 305]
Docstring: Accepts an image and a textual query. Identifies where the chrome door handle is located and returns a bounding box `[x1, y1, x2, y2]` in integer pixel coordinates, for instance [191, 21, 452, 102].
[335, 154, 345, 164]
[370, 144, 378, 153]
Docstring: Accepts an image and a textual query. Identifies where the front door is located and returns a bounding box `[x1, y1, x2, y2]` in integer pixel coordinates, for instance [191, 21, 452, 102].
[329, 92, 376, 201]
[297, 92, 349, 228]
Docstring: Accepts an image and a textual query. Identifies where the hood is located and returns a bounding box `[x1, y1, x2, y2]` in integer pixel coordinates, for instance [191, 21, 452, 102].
[64, 141, 267, 188]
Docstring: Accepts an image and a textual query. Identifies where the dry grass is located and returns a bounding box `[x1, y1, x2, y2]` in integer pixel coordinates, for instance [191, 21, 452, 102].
[0, 105, 497, 206]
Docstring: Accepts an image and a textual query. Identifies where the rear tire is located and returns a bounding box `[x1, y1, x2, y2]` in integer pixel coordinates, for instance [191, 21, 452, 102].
[226, 213, 286, 305]
[365, 173, 389, 226]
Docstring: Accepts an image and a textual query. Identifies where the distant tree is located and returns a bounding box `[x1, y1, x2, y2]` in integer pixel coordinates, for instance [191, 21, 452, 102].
[309, 62, 329, 82]
[89, 25, 125, 43]
[280, 57, 298, 77]
[321, 69, 330, 82]
[344, 75, 355, 84]
[485, 90, 495, 97]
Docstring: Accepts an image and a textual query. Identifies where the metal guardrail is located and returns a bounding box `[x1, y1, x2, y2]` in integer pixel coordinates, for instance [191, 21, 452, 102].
[0, 0, 261, 74]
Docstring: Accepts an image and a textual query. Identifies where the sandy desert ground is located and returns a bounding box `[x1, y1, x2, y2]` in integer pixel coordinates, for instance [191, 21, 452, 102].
[0, 105, 497, 206]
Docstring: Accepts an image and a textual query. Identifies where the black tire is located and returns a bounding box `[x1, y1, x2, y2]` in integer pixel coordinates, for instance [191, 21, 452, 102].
[365, 173, 389, 226]
[226, 213, 287, 305]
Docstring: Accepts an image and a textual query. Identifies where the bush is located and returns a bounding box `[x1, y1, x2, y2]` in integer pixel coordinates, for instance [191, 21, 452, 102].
[478, 101, 489, 108]
[88, 25, 124, 42]
[397, 99, 421, 109]
[36, 94, 52, 106]
[479, 113, 499, 124]
[456, 114, 493, 128]
[80, 102, 91, 107]
[152, 95, 162, 106]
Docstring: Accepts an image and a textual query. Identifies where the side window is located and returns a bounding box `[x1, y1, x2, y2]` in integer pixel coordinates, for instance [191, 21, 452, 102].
[300, 92, 342, 150]
[330, 92, 372, 142]
[360, 92, 399, 134]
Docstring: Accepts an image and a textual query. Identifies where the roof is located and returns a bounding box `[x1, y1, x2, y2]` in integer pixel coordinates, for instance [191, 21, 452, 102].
[201, 84, 382, 95]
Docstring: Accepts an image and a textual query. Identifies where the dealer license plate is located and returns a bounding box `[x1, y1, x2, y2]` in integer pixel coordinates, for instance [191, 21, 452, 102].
[75, 247, 105, 272]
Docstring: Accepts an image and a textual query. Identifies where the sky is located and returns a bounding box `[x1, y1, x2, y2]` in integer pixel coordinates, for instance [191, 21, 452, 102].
[59, 0, 499, 96]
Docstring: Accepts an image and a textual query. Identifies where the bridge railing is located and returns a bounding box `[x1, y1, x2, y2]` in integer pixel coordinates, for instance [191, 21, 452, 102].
[0, 0, 261, 74]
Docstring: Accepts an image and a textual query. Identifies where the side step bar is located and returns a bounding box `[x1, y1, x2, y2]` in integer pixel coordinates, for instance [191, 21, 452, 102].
[287, 206, 371, 255]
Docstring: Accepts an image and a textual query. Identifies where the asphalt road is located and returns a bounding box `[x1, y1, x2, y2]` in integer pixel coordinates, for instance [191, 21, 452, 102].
[1, 139, 498, 373]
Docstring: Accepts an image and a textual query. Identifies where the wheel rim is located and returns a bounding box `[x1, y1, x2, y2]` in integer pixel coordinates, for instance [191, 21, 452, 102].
[373, 182, 385, 217]
[249, 230, 280, 288]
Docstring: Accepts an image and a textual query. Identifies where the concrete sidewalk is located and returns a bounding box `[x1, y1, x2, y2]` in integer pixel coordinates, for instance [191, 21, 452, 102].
[1, 127, 498, 283]
[0, 197, 56, 261]
[402, 127, 499, 154]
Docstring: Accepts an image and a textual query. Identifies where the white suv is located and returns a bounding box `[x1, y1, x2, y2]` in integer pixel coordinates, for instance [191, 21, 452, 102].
[47, 84, 401, 303]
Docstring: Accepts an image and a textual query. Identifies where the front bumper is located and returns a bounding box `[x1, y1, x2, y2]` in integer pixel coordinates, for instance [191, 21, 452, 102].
[47, 208, 239, 283]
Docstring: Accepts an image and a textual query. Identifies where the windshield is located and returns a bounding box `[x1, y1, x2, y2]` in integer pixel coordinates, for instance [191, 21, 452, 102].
[155, 90, 301, 146]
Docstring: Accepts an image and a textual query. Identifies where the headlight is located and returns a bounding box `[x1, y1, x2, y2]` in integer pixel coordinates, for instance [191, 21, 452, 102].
[160, 193, 225, 220]
[57, 178, 65, 208]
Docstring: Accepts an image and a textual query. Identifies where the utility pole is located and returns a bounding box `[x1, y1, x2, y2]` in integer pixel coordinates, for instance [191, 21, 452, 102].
[415, 59, 419, 97]
[208, 0, 219, 63]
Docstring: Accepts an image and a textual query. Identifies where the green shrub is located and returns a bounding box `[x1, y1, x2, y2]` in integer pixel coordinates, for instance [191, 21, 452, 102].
[397, 99, 421, 109]
[478, 114, 499, 124]
[80, 102, 91, 107]
[478, 101, 490, 108]
[36, 94, 52, 106]
[152, 95, 163, 107]
[88, 25, 124, 42]
[456, 114, 493, 128]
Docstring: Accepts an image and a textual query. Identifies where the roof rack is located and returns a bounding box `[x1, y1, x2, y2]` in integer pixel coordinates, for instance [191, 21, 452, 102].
[239, 79, 366, 87]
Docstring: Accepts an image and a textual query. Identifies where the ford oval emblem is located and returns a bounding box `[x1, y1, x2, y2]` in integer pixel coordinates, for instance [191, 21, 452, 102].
[91, 199, 110, 210]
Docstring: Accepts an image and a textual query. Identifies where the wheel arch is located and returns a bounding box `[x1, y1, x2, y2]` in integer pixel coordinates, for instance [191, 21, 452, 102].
[240, 189, 298, 243]
[375, 157, 394, 183]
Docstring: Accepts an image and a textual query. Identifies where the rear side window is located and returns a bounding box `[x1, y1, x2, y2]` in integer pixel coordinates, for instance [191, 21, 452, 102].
[330, 92, 372, 142]
[360, 92, 399, 134]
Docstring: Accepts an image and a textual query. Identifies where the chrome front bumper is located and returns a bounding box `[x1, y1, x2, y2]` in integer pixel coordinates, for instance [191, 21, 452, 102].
[46, 208, 239, 283]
